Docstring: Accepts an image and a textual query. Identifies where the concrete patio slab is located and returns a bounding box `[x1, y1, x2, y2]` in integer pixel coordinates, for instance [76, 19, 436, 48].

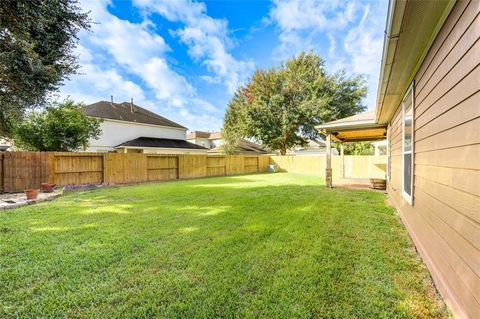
[0, 189, 63, 211]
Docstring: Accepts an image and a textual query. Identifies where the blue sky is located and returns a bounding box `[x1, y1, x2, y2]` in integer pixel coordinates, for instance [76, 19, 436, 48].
[61, 0, 389, 131]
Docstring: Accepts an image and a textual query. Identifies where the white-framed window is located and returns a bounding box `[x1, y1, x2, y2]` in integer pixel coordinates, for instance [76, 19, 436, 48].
[387, 126, 391, 181]
[402, 83, 414, 204]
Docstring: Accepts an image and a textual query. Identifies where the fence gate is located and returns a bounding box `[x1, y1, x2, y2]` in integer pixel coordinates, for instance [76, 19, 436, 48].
[53, 153, 104, 186]
[146, 155, 179, 181]
[244, 156, 259, 173]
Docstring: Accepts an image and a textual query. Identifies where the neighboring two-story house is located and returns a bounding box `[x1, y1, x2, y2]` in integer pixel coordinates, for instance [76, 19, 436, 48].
[186, 131, 220, 149]
[82, 100, 207, 154]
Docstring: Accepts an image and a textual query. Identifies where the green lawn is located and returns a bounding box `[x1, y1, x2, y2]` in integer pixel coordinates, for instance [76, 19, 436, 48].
[0, 173, 450, 318]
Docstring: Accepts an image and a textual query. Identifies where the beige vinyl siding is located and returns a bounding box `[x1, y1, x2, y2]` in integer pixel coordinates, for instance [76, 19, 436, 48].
[388, 1, 480, 318]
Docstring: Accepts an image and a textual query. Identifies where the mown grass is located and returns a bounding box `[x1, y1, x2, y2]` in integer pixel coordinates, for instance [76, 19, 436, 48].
[0, 173, 450, 318]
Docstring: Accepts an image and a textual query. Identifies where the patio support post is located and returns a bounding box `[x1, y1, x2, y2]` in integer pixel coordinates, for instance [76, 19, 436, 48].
[340, 143, 345, 178]
[326, 133, 332, 188]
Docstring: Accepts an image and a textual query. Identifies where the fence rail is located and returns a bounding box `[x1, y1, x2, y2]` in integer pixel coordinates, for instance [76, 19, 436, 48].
[0, 152, 386, 193]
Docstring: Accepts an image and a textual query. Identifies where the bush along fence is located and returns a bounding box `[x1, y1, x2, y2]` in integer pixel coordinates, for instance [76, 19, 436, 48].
[0, 152, 387, 193]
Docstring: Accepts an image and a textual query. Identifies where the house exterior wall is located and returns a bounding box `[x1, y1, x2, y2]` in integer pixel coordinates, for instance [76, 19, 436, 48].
[86, 119, 187, 152]
[211, 138, 223, 148]
[387, 1, 480, 317]
[187, 137, 212, 149]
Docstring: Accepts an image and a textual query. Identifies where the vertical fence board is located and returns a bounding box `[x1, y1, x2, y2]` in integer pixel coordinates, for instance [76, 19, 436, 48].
[244, 156, 259, 174]
[147, 155, 179, 181]
[104, 153, 125, 184]
[258, 156, 270, 172]
[207, 156, 226, 176]
[53, 153, 103, 186]
[270, 155, 387, 179]
[3, 152, 47, 192]
[225, 155, 244, 175]
[125, 154, 148, 183]
[179, 155, 207, 179]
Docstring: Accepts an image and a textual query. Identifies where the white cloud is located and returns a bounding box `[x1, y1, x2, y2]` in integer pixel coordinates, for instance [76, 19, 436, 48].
[341, 4, 386, 109]
[268, 0, 359, 59]
[327, 33, 336, 57]
[142, 57, 194, 103]
[269, 0, 337, 31]
[268, 0, 388, 109]
[83, 1, 193, 108]
[133, 0, 254, 92]
[60, 0, 225, 131]
[92, 17, 170, 67]
[134, 0, 206, 22]
[60, 44, 146, 105]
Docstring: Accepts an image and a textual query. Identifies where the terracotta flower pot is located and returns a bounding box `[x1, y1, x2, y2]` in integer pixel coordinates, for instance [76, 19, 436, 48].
[41, 183, 56, 193]
[25, 189, 39, 200]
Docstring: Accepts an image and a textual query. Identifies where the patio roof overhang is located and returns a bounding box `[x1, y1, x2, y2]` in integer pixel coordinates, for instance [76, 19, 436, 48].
[315, 110, 387, 142]
[316, 0, 455, 188]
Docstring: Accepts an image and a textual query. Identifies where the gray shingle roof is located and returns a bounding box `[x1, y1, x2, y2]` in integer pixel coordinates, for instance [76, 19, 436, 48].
[115, 137, 208, 150]
[82, 101, 187, 129]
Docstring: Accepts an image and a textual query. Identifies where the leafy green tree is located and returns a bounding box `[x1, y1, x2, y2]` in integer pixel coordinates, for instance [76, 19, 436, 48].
[13, 100, 102, 151]
[0, 103, 23, 140]
[223, 88, 252, 155]
[223, 52, 367, 155]
[335, 141, 374, 155]
[0, 0, 91, 137]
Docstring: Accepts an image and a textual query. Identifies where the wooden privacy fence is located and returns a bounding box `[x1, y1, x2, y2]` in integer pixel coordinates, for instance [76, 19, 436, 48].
[0, 152, 270, 193]
[270, 155, 387, 179]
[0, 152, 386, 193]
[1, 152, 50, 193]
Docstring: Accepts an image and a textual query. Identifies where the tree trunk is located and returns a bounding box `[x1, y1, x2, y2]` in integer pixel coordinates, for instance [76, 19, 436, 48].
[281, 132, 288, 156]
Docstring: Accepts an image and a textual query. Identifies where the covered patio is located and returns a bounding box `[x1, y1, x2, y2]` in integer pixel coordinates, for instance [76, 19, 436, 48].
[316, 110, 387, 189]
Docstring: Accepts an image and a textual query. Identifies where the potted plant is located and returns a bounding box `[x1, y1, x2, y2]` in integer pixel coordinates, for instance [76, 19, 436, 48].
[41, 183, 56, 193]
[25, 189, 39, 200]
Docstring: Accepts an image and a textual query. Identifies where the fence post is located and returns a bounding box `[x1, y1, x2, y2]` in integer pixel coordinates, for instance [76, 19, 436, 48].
[0, 152, 3, 193]
[102, 153, 107, 184]
[326, 133, 333, 188]
[178, 155, 184, 179]
[340, 143, 345, 178]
